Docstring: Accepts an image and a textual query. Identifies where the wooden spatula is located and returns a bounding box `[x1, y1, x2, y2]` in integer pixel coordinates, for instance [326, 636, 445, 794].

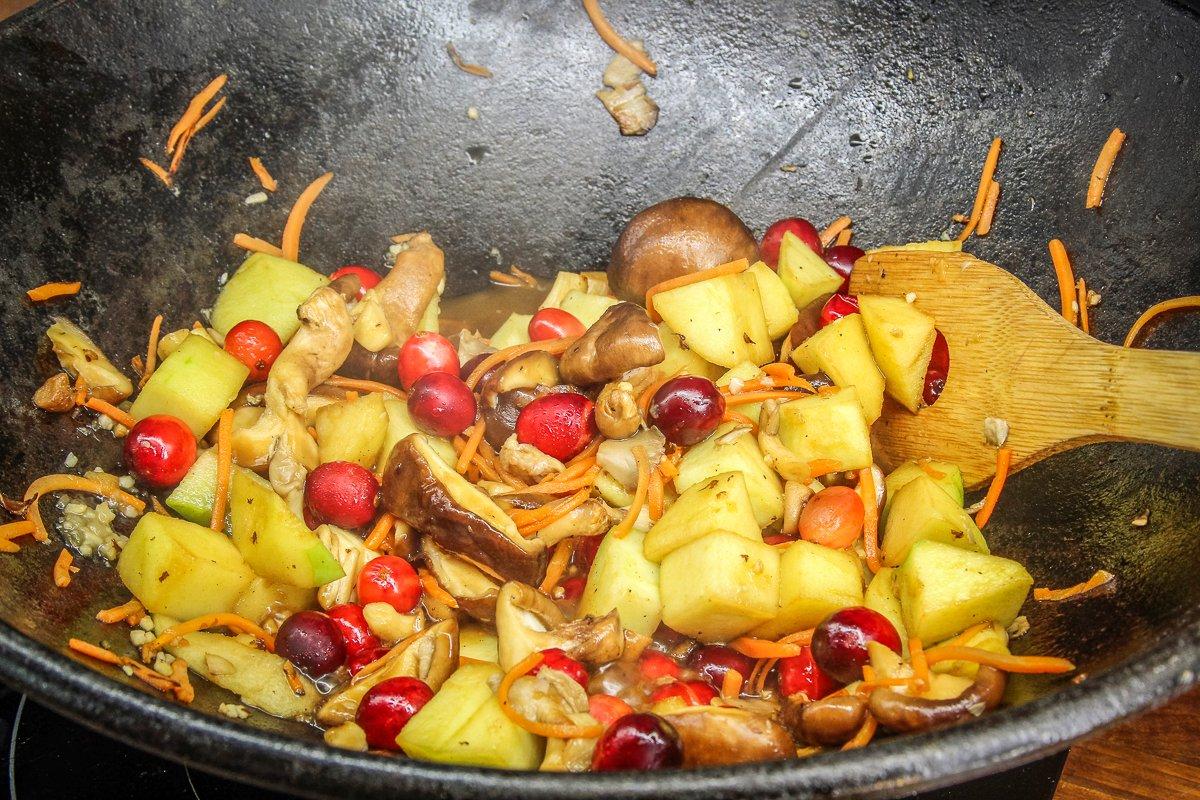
[848, 249, 1200, 490]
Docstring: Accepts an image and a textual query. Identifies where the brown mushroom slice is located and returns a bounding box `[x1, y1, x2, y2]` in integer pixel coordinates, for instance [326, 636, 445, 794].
[495, 582, 624, 671]
[535, 499, 612, 548]
[316, 524, 381, 610]
[662, 706, 795, 767]
[608, 197, 759, 302]
[498, 435, 566, 484]
[382, 435, 546, 584]
[594, 380, 641, 439]
[339, 342, 401, 384]
[420, 538, 502, 623]
[559, 303, 665, 386]
[486, 350, 561, 395]
[45, 317, 134, 402]
[317, 618, 458, 725]
[781, 693, 869, 747]
[869, 666, 1007, 734]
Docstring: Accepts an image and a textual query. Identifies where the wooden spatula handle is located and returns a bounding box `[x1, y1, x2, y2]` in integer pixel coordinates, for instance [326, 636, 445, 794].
[1105, 345, 1200, 451]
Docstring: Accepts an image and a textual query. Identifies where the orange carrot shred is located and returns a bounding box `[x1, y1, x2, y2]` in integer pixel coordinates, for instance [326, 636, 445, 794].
[724, 390, 810, 408]
[364, 513, 395, 551]
[974, 447, 1013, 528]
[610, 446, 649, 539]
[281, 661, 306, 696]
[820, 215, 852, 248]
[841, 713, 878, 750]
[1123, 296, 1200, 348]
[538, 539, 575, 595]
[466, 337, 578, 390]
[957, 137, 1003, 241]
[96, 599, 145, 625]
[170, 658, 196, 703]
[729, 637, 803, 660]
[139, 158, 173, 187]
[210, 408, 233, 531]
[281, 172, 334, 263]
[859, 466, 882, 573]
[943, 622, 992, 648]
[52, 548, 75, 588]
[498, 652, 606, 738]
[445, 42, 494, 78]
[83, 398, 137, 430]
[721, 409, 759, 431]
[637, 368, 683, 415]
[26, 282, 81, 302]
[836, 227, 853, 247]
[1076, 278, 1090, 335]
[142, 612, 275, 660]
[807, 458, 841, 477]
[23, 474, 144, 543]
[0, 520, 36, 547]
[419, 568, 460, 608]
[647, 468, 664, 521]
[923, 646, 1075, 674]
[516, 488, 593, 537]
[1086, 128, 1126, 209]
[1034, 569, 1115, 602]
[324, 375, 406, 400]
[644, 259, 749, 322]
[582, 0, 657, 77]
[140, 314, 164, 388]
[456, 421, 486, 475]
[248, 157, 278, 192]
[166, 74, 228, 154]
[1048, 239, 1078, 325]
[976, 179, 1000, 236]
[169, 95, 226, 175]
[232, 233, 286, 258]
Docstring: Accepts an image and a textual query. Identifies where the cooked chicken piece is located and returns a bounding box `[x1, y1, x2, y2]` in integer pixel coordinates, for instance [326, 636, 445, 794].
[45, 317, 133, 402]
[596, 43, 659, 137]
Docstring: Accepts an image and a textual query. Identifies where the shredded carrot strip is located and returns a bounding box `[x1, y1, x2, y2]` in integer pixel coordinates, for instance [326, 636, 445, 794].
[499, 652, 606, 738]
[26, 282, 81, 302]
[364, 513, 395, 551]
[581, 0, 657, 76]
[96, 599, 145, 625]
[1076, 278, 1091, 335]
[644, 259, 749, 322]
[24, 474, 144, 543]
[1048, 239, 1078, 325]
[956, 137, 1003, 241]
[446, 42, 494, 78]
[324, 375, 406, 400]
[729, 637, 803, 660]
[489, 271, 523, 287]
[808, 458, 841, 476]
[166, 74, 228, 154]
[611, 446, 649, 539]
[918, 461, 946, 480]
[467, 337, 578, 390]
[647, 469, 664, 521]
[1086, 128, 1127, 209]
[976, 179, 1000, 236]
[1123, 296, 1200, 348]
[539, 539, 575, 595]
[52, 548, 75, 588]
[419, 568, 460, 608]
[281, 661, 306, 696]
[1034, 569, 1115, 602]
[281, 172, 333, 262]
[83, 398, 136, 430]
[724, 390, 809, 408]
[511, 467, 601, 498]
[456, 421, 486, 475]
[143, 613, 275, 660]
[554, 456, 598, 484]
[924, 646, 1075, 674]
[232, 233, 286, 258]
[248, 157, 278, 192]
[0, 520, 36, 542]
[841, 713, 878, 750]
[943, 622, 991, 648]
[721, 409, 759, 431]
[658, 452, 680, 480]
[140, 314, 164, 388]
[170, 658, 196, 703]
[68, 639, 178, 693]
[721, 669, 744, 699]
[637, 368, 683, 415]
[820, 216, 852, 248]
[568, 436, 603, 466]
[836, 227, 853, 247]
[69, 638, 122, 666]
[859, 467, 882, 573]
[139, 158, 173, 187]
[973, 447, 1013, 528]
[169, 95, 226, 174]
[209, 409, 233, 531]
[517, 490, 594, 537]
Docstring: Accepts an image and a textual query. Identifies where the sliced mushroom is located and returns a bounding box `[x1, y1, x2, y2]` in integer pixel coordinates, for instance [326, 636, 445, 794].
[315, 524, 381, 610]
[482, 386, 550, 449]
[33, 373, 74, 412]
[339, 342, 400, 384]
[596, 43, 658, 137]
[361, 232, 445, 349]
[495, 582, 623, 671]
[781, 693, 869, 747]
[382, 435, 546, 584]
[498, 435, 566, 484]
[45, 317, 133, 402]
[535, 499, 612, 548]
[317, 618, 458, 725]
[420, 538, 502, 623]
[608, 197, 759, 301]
[662, 707, 795, 767]
[487, 350, 562, 395]
[869, 667, 1007, 734]
[596, 428, 665, 490]
[559, 303, 664, 386]
[541, 720, 601, 772]
[594, 380, 641, 439]
[507, 668, 590, 724]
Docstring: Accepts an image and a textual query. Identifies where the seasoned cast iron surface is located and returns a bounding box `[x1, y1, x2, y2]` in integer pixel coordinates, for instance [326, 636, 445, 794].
[0, 0, 1198, 798]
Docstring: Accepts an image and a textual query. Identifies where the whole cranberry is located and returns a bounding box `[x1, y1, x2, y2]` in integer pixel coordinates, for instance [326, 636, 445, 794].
[356, 676, 433, 750]
[688, 645, 755, 690]
[275, 611, 346, 678]
[358, 555, 422, 614]
[528, 308, 586, 341]
[572, 534, 604, 573]
[329, 265, 382, 299]
[638, 651, 682, 682]
[760, 217, 822, 267]
[326, 603, 381, 657]
[777, 645, 840, 700]
[530, 648, 589, 688]
[811, 606, 902, 684]
[649, 680, 717, 707]
[223, 320, 284, 382]
[397, 332, 460, 390]
[303, 461, 379, 529]
[558, 575, 587, 602]
[123, 414, 197, 488]
[818, 293, 860, 327]
[591, 713, 684, 771]
[515, 392, 595, 461]
[407, 372, 477, 437]
[347, 645, 390, 676]
[823, 245, 865, 293]
[923, 330, 950, 406]
[648, 376, 725, 446]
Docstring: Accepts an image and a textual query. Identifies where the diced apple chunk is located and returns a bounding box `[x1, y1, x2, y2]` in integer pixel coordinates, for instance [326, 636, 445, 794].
[490, 313, 532, 349]
[747, 261, 799, 339]
[660, 531, 780, 643]
[313, 392, 388, 468]
[715, 362, 766, 423]
[644, 471, 762, 562]
[376, 395, 456, 472]
[559, 290, 621, 329]
[791, 314, 885, 423]
[897, 540, 1032, 645]
[751, 540, 863, 639]
[776, 388, 873, 475]
[864, 567, 909, 657]
[130, 334, 249, 437]
[579, 529, 662, 637]
[777, 231, 843, 309]
[210, 253, 330, 343]
[882, 474, 988, 567]
[858, 295, 937, 413]
[653, 268, 774, 368]
[656, 322, 724, 380]
[883, 460, 965, 518]
[675, 422, 783, 527]
[165, 448, 219, 527]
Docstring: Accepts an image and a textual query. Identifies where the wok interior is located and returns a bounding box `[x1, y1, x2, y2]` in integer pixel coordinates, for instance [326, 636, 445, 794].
[1, 0, 1199, 769]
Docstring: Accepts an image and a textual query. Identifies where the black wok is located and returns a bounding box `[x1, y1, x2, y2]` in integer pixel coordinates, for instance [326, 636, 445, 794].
[1, 1, 1198, 797]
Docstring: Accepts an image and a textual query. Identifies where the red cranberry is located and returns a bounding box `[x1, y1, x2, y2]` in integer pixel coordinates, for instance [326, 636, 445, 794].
[275, 611, 346, 678]
[647, 376, 725, 446]
[687, 645, 755, 690]
[347, 645, 390, 676]
[407, 372, 477, 437]
[358, 555, 422, 613]
[638, 651, 682, 682]
[923, 330, 950, 406]
[528, 307, 586, 341]
[355, 676, 433, 750]
[515, 392, 595, 461]
[530, 648, 589, 688]
[329, 265, 382, 298]
[223, 320, 284, 383]
[303, 461, 379, 529]
[811, 606, 902, 684]
[326, 603, 381, 656]
[818, 293, 860, 327]
[397, 332, 460, 390]
[649, 680, 717, 706]
[123, 415, 197, 488]
[591, 712, 683, 771]
[572, 534, 604, 573]
[823, 245, 865, 294]
[777, 645, 840, 700]
[588, 693, 634, 727]
[760, 217, 822, 267]
[558, 575, 587, 602]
